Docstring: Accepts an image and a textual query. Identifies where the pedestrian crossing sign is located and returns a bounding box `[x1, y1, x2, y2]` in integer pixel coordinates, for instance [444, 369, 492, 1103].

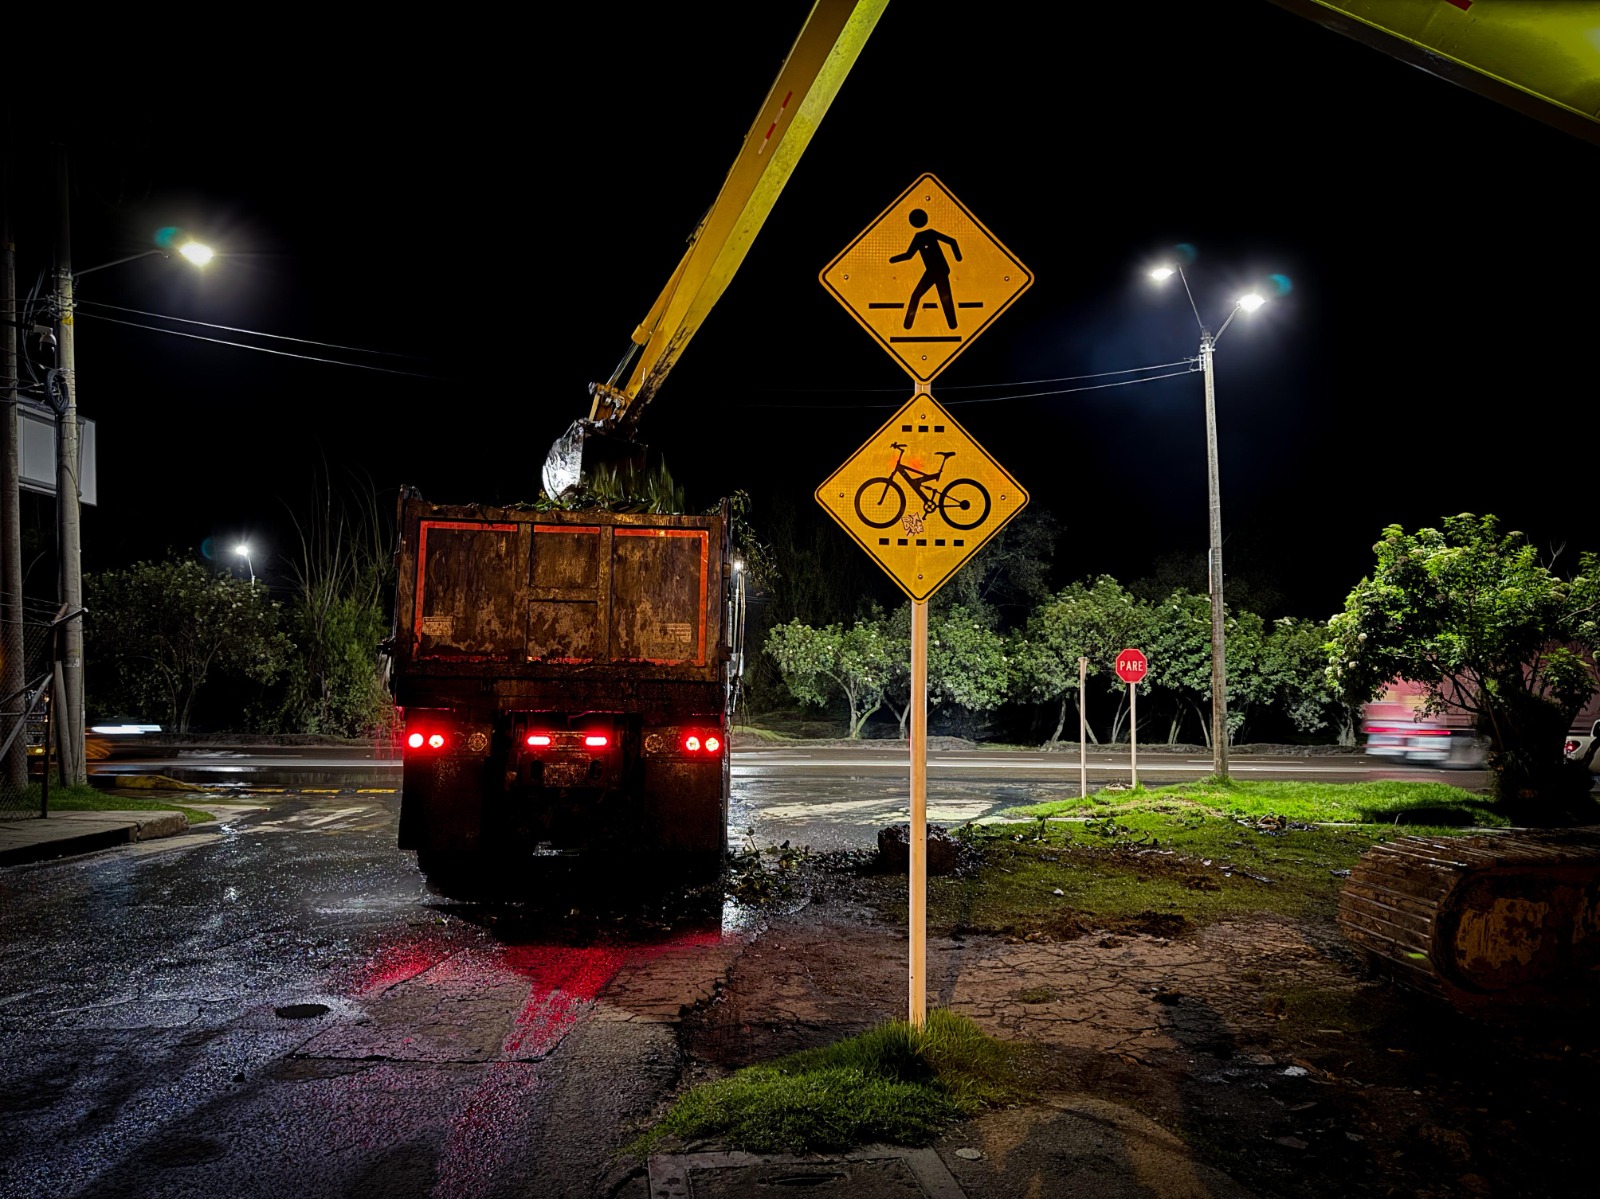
[820, 174, 1032, 382]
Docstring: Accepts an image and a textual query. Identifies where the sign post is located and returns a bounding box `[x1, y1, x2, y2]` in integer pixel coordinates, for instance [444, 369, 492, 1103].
[1078, 655, 1088, 798]
[1115, 648, 1148, 789]
[818, 176, 1031, 1026]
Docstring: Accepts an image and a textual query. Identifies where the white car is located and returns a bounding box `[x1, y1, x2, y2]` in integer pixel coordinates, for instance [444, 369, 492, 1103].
[1565, 719, 1600, 773]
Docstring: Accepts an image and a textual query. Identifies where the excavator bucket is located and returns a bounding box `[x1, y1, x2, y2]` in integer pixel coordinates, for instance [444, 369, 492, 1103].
[541, 420, 650, 501]
[1339, 829, 1600, 1016]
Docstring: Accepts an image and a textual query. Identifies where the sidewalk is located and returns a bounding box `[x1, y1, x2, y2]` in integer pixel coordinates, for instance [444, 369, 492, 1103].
[0, 809, 194, 866]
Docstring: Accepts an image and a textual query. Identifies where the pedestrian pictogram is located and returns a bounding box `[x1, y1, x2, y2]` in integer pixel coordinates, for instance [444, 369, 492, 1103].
[816, 392, 1028, 601]
[820, 174, 1032, 382]
[1115, 648, 1148, 685]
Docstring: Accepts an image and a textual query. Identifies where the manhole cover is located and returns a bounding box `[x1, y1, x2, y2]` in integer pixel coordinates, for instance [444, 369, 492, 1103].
[274, 1003, 330, 1020]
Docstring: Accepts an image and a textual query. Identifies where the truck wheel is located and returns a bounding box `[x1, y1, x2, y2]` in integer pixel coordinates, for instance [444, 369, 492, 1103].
[417, 850, 499, 899]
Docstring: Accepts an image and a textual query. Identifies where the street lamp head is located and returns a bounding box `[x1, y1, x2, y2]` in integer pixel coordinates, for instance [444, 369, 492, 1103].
[235, 543, 251, 558]
[179, 242, 215, 266]
[1149, 266, 1176, 281]
[1238, 292, 1266, 312]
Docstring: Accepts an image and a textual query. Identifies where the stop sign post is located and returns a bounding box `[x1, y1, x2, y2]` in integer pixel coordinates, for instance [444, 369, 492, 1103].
[1115, 649, 1147, 788]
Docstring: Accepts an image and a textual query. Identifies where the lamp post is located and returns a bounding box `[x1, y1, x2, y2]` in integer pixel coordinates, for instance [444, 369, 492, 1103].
[1150, 263, 1265, 781]
[50, 144, 212, 785]
[235, 543, 254, 585]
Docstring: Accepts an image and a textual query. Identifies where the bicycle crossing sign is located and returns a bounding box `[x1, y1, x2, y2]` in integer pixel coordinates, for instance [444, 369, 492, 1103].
[816, 392, 1028, 601]
[820, 174, 1032, 383]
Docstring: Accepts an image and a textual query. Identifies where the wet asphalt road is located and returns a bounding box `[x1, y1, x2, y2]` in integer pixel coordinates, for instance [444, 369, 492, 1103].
[0, 744, 1492, 1197]
[89, 741, 1492, 854]
[0, 792, 741, 1199]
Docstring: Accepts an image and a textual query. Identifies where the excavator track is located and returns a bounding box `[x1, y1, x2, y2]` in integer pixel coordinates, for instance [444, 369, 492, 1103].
[1339, 828, 1600, 1013]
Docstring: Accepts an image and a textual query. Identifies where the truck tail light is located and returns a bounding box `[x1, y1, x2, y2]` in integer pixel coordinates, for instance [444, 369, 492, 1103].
[406, 730, 447, 752]
[705, 735, 721, 753]
[584, 735, 609, 748]
[681, 732, 721, 754]
[526, 733, 552, 747]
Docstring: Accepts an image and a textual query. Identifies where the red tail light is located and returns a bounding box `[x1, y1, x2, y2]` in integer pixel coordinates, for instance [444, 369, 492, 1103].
[1567, 739, 1581, 755]
[681, 732, 722, 754]
[427, 733, 445, 749]
[407, 732, 425, 749]
[526, 734, 552, 747]
[684, 735, 701, 752]
[584, 735, 609, 748]
[705, 735, 721, 753]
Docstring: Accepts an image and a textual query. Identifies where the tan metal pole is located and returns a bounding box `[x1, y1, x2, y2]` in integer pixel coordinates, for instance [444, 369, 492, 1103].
[1078, 656, 1087, 798]
[909, 596, 928, 1027]
[1129, 681, 1138, 789]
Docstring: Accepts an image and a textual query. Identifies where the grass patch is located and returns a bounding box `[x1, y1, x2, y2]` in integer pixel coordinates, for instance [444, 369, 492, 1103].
[636, 1009, 1025, 1155]
[1002, 777, 1502, 828]
[35, 781, 215, 823]
[925, 800, 1493, 939]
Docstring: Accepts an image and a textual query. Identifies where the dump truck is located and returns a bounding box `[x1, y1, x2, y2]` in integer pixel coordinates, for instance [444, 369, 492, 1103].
[390, 491, 742, 883]
[390, 2, 890, 886]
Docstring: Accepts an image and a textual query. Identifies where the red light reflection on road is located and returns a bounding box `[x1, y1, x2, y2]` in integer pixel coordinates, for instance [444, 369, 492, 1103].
[500, 945, 630, 1057]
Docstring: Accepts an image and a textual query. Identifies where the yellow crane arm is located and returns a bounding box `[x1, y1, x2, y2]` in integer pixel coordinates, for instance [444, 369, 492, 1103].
[589, 0, 892, 436]
[1266, 0, 1600, 144]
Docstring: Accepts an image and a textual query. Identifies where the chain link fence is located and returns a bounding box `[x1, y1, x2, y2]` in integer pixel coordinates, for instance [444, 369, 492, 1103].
[0, 600, 65, 818]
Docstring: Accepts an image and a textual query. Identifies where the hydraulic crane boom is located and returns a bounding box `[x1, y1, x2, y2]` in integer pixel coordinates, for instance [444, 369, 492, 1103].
[543, 0, 891, 499]
[1266, 0, 1600, 145]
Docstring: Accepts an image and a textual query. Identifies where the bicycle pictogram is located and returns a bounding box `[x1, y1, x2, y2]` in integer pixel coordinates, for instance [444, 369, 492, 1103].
[853, 443, 991, 531]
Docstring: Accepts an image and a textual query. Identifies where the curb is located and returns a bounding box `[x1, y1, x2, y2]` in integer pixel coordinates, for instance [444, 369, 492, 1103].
[0, 810, 194, 867]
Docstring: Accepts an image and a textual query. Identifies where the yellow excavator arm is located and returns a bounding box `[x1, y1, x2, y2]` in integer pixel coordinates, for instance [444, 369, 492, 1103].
[1266, 0, 1600, 144]
[543, 0, 891, 498]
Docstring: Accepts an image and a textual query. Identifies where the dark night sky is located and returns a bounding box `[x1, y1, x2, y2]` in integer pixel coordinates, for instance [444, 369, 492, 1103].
[7, 3, 1597, 622]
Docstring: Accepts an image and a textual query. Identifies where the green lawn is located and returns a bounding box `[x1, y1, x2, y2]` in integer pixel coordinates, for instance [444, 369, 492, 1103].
[32, 779, 216, 824]
[635, 1009, 1026, 1155]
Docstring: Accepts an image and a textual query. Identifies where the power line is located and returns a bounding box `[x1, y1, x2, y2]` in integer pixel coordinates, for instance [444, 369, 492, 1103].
[746, 365, 1199, 409]
[75, 299, 435, 361]
[73, 311, 459, 381]
[756, 358, 1197, 394]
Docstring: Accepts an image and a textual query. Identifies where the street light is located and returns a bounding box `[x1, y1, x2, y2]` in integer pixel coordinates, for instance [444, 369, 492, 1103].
[1149, 261, 1267, 782]
[45, 141, 214, 787]
[235, 543, 255, 585]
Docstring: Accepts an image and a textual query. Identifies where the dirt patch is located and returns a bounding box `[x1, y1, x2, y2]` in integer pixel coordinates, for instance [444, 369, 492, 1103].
[679, 863, 1599, 1199]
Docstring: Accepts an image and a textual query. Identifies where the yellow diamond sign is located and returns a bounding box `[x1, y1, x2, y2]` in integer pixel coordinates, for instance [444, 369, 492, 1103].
[820, 174, 1032, 383]
[816, 393, 1028, 601]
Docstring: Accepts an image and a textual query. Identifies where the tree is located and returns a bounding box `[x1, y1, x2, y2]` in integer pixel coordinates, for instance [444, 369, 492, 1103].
[1262, 616, 1356, 744]
[1142, 589, 1216, 745]
[939, 508, 1059, 624]
[277, 471, 396, 738]
[928, 605, 1011, 735]
[84, 558, 292, 733]
[764, 616, 894, 738]
[1012, 576, 1143, 745]
[1327, 514, 1600, 809]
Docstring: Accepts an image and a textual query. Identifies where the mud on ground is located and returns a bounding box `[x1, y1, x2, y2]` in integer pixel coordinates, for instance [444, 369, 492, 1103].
[674, 860, 1597, 1199]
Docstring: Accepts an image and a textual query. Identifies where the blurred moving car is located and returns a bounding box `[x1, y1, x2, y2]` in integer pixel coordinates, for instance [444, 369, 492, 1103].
[1361, 682, 1486, 769]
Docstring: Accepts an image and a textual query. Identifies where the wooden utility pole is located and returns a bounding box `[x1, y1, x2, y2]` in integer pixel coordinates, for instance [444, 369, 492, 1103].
[1, 132, 26, 792]
[51, 144, 85, 786]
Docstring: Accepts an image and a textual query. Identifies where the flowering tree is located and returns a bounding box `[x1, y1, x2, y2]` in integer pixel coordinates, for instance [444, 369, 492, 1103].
[84, 558, 292, 733]
[1327, 514, 1600, 806]
[1011, 577, 1144, 745]
[764, 617, 894, 738]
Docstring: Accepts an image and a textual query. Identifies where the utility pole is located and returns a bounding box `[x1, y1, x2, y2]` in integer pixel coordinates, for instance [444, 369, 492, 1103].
[51, 144, 85, 787]
[1, 130, 26, 793]
[1200, 326, 1229, 781]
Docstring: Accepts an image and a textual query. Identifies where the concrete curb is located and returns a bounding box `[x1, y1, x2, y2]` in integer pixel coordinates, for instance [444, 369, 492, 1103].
[0, 809, 194, 867]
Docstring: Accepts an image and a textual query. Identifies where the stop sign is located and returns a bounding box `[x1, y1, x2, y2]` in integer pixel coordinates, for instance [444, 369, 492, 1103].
[1115, 648, 1148, 684]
